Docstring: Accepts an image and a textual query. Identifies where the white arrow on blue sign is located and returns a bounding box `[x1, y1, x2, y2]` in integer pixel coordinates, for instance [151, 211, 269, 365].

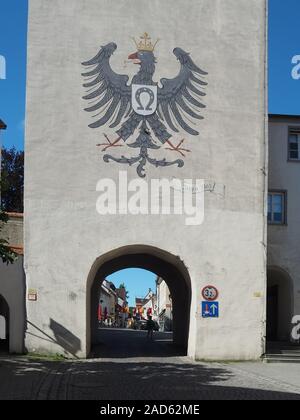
[202, 302, 219, 318]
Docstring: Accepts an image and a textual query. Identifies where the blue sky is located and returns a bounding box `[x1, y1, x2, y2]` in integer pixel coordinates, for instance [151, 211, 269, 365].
[269, 0, 300, 115]
[0, 0, 299, 302]
[107, 269, 156, 307]
[0, 0, 28, 150]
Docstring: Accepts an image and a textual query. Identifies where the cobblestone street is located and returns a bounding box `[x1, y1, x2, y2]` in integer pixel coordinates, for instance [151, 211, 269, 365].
[1, 329, 300, 400]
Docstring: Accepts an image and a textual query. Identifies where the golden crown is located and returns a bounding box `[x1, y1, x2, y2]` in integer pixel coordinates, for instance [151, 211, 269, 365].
[132, 32, 159, 52]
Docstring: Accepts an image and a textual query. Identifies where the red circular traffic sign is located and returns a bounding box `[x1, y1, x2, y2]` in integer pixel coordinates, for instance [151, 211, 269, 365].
[202, 286, 219, 301]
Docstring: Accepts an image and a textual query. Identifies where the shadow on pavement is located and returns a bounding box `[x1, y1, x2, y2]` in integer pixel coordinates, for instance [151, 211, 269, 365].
[0, 357, 299, 400]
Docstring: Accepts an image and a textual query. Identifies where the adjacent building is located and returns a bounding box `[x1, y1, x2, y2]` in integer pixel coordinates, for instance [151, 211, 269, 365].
[268, 115, 300, 342]
[0, 213, 25, 354]
[0, 120, 25, 353]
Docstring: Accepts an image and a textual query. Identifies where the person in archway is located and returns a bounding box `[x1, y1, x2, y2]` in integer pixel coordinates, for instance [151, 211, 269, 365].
[146, 316, 155, 340]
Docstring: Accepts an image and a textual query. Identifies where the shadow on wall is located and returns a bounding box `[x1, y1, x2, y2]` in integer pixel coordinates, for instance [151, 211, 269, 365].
[27, 319, 81, 358]
[49, 319, 82, 357]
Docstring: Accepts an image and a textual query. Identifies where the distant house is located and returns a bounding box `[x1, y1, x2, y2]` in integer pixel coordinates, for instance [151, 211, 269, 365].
[98, 281, 129, 328]
[156, 277, 172, 332]
[98, 280, 117, 326]
[135, 289, 157, 320]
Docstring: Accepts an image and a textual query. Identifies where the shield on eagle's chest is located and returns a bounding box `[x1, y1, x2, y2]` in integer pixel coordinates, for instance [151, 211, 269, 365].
[132, 84, 158, 116]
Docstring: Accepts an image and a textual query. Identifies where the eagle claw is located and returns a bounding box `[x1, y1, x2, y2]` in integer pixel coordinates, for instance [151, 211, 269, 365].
[97, 134, 123, 152]
[165, 139, 191, 158]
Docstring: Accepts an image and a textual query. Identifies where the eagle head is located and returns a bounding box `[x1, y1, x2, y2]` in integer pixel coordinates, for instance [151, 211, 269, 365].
[128, 51, 156, 66]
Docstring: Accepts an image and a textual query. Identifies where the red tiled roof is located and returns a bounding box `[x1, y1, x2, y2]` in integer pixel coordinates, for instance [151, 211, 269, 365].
[6, 212, 23, 219]
[10, 245, 24, 256]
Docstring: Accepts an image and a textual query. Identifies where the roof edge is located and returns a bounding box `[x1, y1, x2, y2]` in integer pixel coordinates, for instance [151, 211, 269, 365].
[269, 114, 300, 120]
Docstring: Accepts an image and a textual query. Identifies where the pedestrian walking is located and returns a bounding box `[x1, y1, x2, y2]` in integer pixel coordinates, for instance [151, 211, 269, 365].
[146, 316, 155, 340]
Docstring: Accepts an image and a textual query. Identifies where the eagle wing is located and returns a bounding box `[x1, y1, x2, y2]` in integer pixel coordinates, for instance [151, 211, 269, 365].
[82, 43, 131, 129]
[158, 48, 207, 136]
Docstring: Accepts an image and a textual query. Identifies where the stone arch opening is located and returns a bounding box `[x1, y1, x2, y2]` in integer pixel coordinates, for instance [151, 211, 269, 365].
[267, 266, 293, 342]
[87, 245, 192, 358]
[0, 295, 10, 353]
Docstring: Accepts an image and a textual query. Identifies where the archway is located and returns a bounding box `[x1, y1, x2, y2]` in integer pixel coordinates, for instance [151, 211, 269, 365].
[267, 267, 293, 343]
[0, 295, 9, 353]
[87, 245, 192, 358]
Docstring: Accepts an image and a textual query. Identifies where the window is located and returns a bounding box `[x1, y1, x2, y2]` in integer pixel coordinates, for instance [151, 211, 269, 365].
[268, 192, 286, 225]
[288, 128, 300, 160]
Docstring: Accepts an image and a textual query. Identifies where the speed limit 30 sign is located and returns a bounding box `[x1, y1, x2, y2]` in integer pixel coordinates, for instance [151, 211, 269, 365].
[202, 286, 219, 302]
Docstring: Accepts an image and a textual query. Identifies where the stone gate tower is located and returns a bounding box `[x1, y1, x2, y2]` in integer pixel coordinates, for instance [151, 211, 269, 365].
[25, 0, 268, 360]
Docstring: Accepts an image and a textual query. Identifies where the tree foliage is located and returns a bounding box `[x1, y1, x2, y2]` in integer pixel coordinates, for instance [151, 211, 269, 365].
[1, 147, 24, 213]
[0, 210, 17, 264]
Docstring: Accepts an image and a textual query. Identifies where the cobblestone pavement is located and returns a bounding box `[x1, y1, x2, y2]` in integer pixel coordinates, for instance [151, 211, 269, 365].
[1, 329, 300, 400]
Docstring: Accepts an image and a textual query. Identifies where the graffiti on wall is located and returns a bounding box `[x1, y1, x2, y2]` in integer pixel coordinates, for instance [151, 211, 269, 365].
[82, 33, 207, 178]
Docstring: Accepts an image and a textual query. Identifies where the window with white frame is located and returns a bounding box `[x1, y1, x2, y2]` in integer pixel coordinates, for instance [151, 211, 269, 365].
[288, 128, 300, 160]
[268, 192, 286, 225]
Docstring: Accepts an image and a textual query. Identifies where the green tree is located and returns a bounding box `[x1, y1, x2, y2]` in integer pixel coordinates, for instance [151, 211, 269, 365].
[1, 147, 24, 213]
[0, 210, 17, 264]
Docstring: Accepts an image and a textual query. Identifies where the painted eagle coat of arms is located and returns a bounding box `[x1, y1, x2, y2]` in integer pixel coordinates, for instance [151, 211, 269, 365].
[82, 33, 207, 178]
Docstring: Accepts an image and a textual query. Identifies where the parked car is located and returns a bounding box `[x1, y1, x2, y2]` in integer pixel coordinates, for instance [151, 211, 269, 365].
[137, 319, 160, 331]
